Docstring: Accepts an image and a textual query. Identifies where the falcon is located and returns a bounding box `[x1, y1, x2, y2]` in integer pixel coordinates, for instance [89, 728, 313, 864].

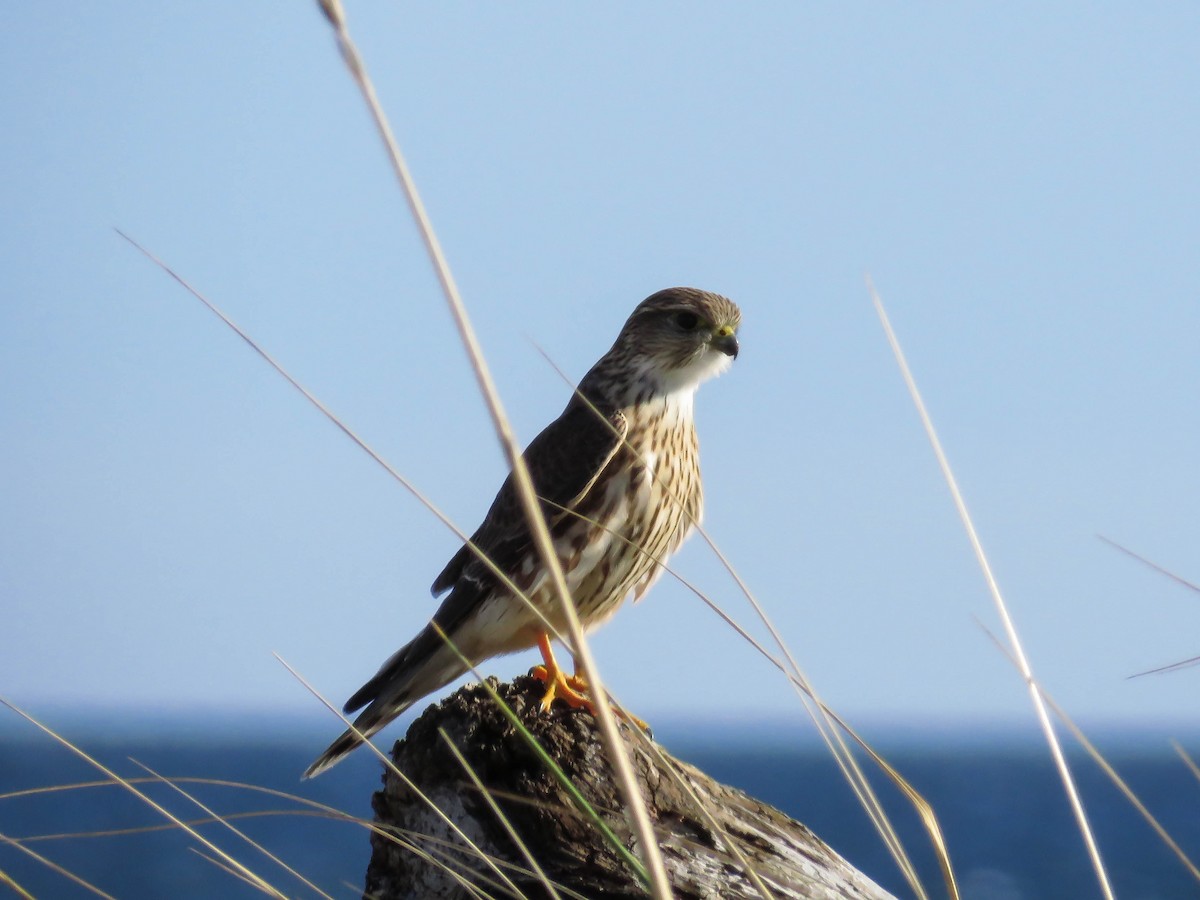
[305, 287, 741, 777]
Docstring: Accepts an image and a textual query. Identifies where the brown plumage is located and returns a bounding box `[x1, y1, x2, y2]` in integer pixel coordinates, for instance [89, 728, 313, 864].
[305, 287, 741, 778]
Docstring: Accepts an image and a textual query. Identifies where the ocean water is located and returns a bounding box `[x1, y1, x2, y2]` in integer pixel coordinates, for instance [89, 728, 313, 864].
[1, 715, 1197, 899]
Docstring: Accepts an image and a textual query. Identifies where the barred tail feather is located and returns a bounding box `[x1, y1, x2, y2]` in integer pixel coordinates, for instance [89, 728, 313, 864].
[303, 633, 468, 778]
[302, 695, 413, 779]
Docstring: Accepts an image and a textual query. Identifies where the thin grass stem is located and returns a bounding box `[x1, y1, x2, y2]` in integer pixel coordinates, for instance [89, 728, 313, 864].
[312, 4, 672, 894]
[0, 836, 105, 900]
[431, 626, 650, 888]
[0, 697, 285, 898]
[1042, 699, 1200, 883]
[440, 729, 564, 900]
[977, 624, 1200, 884]
[272, 654, 527, 897]
[867, 276, 1114, 899]
[114, 228, 573, 656]
[630, 539, 953, 898]
[1098, 536, 1200, 594]
[0, 868, 34, 900]
[187, 847, 274, 895]
[128, 759, 335, 900]
[1172, 741, 1200, 784]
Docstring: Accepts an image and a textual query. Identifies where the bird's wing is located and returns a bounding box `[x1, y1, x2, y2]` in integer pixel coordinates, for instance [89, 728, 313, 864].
[431, 399, 627, 597]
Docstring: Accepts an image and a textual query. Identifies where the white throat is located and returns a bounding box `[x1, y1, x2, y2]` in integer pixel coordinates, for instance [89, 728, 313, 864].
[648, 345, 734, 396]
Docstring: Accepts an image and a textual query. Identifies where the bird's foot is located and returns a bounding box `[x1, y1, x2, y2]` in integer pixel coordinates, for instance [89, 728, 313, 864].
[529, 664, 592, 713]
[528, 664, 650, 731]
[529, 631, 650, 731]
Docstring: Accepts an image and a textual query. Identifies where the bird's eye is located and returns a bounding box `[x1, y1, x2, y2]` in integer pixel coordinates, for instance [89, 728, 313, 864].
[673, 311, 700, 331]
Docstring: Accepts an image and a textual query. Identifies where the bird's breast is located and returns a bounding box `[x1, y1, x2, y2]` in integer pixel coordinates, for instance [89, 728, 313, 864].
[532, 411, 702, 629]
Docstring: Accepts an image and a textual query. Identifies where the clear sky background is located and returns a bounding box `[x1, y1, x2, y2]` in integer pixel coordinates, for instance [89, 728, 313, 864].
[3, 4, 1198, 736]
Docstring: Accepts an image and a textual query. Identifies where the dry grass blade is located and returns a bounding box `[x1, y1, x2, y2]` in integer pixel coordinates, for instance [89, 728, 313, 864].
[811, 711, 953, 896]
[110, 233, 447, 579]
[1097, 536, 1200, 678]
[979, 626, 1200, 883]
[384, 827, 590, 900]
[431, 626, 650, 887]
[439, 729, 564, 900]
[115, 229, 581, 663]
[680, 532, 927, 896]
[647, 552, 956, 898]
[621, 736, 778, 900]
[2, 776, 363, 830]
[274, 655, 533, 897]
[1, 831, 114, 899]
[128, 759, 336, 900]
[1098, 535, 1200, 594]
[5, 776, 523, 894]
[3, 753, 516, 898]
[367, 827, 501, 900]
[0, 697, 285, 898]
[438, 634, 783, 899]
[0, 865, 35, 900]
[1172, 740, 1200, 783]
[470, 774, 784, 900]
[1128, 655, 1200, 678]
[188, 846, 276, 895]
[16, 810, 337, 844]
[868, 277, 1114, 899]
[312, 4, 672, 896]
[538, 491, 930, 898]
[1043, 701, 1200, 883]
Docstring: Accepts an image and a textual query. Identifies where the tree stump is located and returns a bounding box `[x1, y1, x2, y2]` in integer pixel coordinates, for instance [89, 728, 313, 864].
[365, 676, 893, 900]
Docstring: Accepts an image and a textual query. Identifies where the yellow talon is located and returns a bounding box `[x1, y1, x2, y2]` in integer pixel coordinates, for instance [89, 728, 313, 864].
[529, 633, 650, 731]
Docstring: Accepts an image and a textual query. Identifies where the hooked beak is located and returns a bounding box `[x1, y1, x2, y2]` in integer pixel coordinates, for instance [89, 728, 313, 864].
[712, 329, 739, 359]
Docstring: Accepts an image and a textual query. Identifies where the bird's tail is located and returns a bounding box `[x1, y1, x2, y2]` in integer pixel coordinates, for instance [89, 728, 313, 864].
[302, 697, 412, 779]
[302, 627, 464, 779]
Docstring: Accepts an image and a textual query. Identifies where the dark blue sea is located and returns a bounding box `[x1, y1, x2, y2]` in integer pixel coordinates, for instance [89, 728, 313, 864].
[2, 712, 1197, 899]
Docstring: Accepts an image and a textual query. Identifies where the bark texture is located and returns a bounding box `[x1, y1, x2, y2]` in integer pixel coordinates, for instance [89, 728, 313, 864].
[365, 676, 894, 900]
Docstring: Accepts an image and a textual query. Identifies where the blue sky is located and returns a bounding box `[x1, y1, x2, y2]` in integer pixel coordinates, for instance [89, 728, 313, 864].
[3, 4, 1198, 736]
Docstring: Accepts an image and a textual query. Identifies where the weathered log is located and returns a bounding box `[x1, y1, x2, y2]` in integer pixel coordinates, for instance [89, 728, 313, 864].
[366, 676, 893, 900]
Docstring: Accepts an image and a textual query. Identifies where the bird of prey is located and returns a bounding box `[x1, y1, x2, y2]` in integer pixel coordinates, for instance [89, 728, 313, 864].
[304, 287, 741, 778]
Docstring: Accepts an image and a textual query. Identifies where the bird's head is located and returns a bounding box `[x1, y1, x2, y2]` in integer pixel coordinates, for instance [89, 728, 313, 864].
[608, 287, 742, 396]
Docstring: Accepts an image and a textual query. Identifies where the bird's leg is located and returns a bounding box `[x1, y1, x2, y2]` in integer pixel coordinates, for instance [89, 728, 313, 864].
[529, 632, 592, 713]
[567, 656, 589, 692]
[529, 634, 650, 731]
